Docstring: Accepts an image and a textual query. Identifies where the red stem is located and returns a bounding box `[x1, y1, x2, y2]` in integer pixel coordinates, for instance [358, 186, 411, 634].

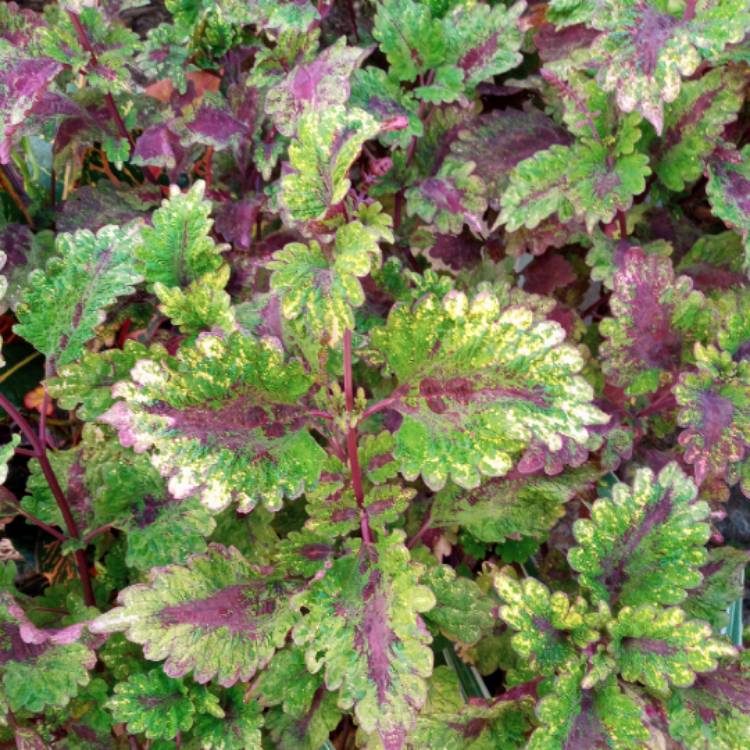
[617, 210, 628, 239]
[343, 330, 372, 545]
[683, 0, 697, 21]
[0, 392, 95, 606]
[345, 0, 360, 41]
[67, 11, 135, 149]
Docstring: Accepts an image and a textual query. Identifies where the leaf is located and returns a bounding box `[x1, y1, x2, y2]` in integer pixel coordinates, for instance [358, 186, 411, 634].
[105, 669, 200, 741]
[350, 67, 423, 150]
[420, 564, 495, 644]
[405, 158, 487, 235]
[450, 109, 573, 210]
[91, 545, 299, 687]
[568, 463, 710, 607]
[431, 466, 597, 543]
[705, 145, 750, 268]
[442, 0, 524, 87]
[675, 343, 750, 486]
[495, 574, 602, 676]
[258, 649, 342, 750]
[155, 266, 236, 335]
[499, 137, 651, 233]
[47, 341, 167, 421]
[134, 180, 226, 289]
[14, 224, 142, 367]
[0, 435, 19, 485]
[609, 604, 735, 693]
[0, 56, 62, 162]
[0, 594, 95, 713]
[372, 0, 446, 82]
[100, 331, 326, 513]
[369, 287, 609, 490]
[292, 532, 435, 750]
[268, 218, 384, 345]
[655, 66, 746, 191]
[666, 658, 750, 749]
[528, 664, 649, 750]
[683, 547, 750, 631]
[591, 0, 750, 133]
[190, 686, 264, 750]
[279, 106, 381, 223]
[266, 37, 371, 137]
[409, 666, 532, 750]
[599, 248, 707, 395]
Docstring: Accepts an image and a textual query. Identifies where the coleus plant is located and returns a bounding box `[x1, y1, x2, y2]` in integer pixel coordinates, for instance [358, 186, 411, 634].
[0, 0, 749, 747]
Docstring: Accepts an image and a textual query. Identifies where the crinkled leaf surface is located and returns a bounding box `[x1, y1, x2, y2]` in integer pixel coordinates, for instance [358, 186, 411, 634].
[292, 532, 435, 750]
[91, 545, 299, 687]
[0, 594, 95, 713]
[14, 225, 142, 367]
[134, 180, 226, 289]
[431, 466, 597, 543]
[609, 604, 735, 693]
[101, 331, 326, 513]
[370, 288, 608, 490]
[706, 145, 750, 268]
[267, 37, 370, 137]
[591, 0, 750, 133]
[279, 106, 381, 223]
[568, 463, 710, 607]
[599, 249, 706, 395]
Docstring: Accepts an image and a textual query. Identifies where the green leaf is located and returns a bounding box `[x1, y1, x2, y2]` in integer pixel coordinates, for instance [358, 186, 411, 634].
[101, 331, 326, 513]
[495, 574, 602, 676]
[609, 605, 736, 693]
[675, 342, 750, 487]
[568, 462, 710, 607]
[292, 532, 435, 749]
[599, 249, 707, 395]
[135, 180, 226, 289]
[0, 435, 18, 485]
[420, 564, 495, 644]
[591, 0, 750, 133]
[14, 224, 142, 367]
[409, 665, 532, 750]
[279, 106, 381, 223]
[47, 340, 167, 421]
[0, 594, 95, 713]
[431, 467, 598, 543]
[258, 649, 342, 750]
[189, 687, 264, 750]
[683, 546, 750, 632]
[499, 138, 651, 233]
[369, 287, 609, 490]
[372, 0, 446, 82]
[405, 158, 487, 235]
[106, 669, 203, 741]
[706, 145, 750, 268]
[666, 657, 750, 749]
[91, 545, 299, 687]
[266, 37, 371, 137]
[269, 218, 384, 345]
[155, 266, 236, 335]
[442, 1, 524, 88]
[528, 663, 649, 750]
[655, 66, 746, 191]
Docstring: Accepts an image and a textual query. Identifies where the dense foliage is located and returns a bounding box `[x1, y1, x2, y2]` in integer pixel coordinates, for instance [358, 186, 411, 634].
[1, 0, 749, 747]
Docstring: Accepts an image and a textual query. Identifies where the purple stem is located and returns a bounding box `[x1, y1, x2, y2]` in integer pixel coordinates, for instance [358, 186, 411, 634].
[67, 11, 134, 149]
[0, 392, 95, 606]
[683, 0, 697, 21]
[343, 330, 372, 545]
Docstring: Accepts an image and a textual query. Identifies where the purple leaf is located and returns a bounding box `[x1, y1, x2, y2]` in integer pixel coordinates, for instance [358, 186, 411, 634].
[0, 57, 63, 162]
[450, 109, 573, 209]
